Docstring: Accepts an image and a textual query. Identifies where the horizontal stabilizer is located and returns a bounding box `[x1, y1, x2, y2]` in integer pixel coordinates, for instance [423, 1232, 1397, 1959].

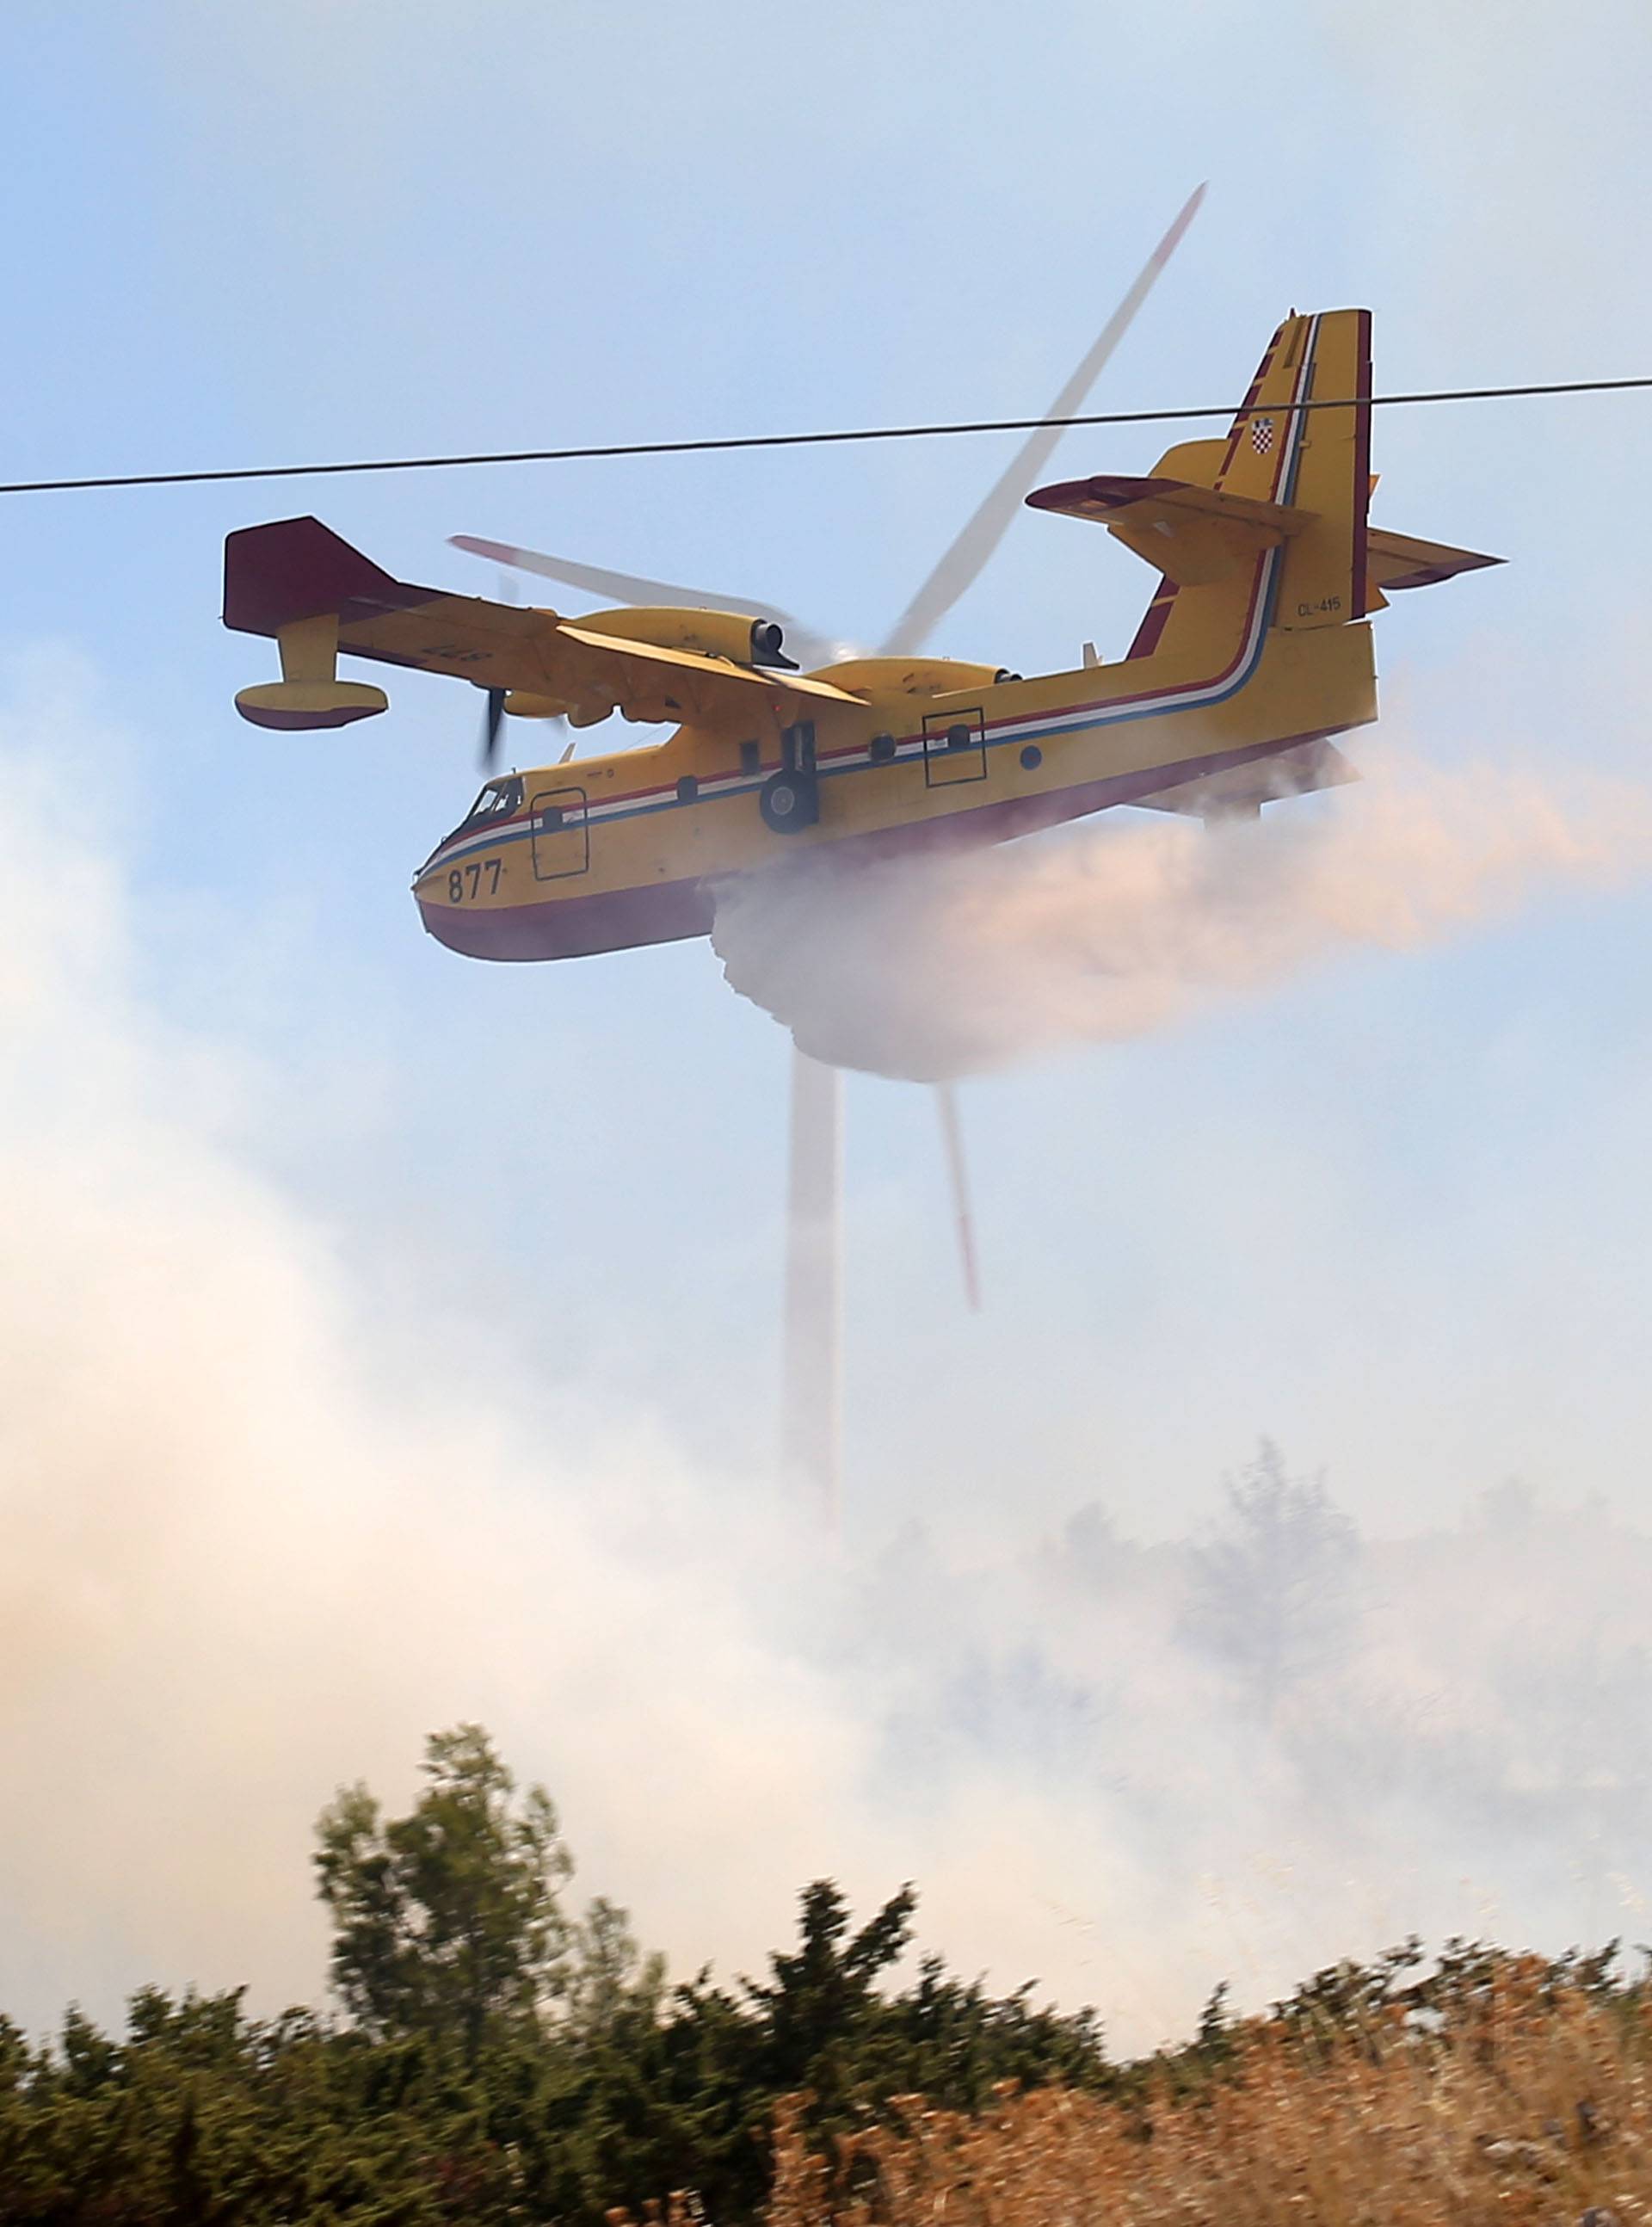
[1027, 473, 1310, 534]
[1366, 526, 1503, 594]
[1027, 473, 1313, 587]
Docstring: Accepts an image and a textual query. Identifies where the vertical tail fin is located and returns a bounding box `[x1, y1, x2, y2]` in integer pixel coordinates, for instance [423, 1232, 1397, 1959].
[1211, 308, 1372, 626]
[1029, 308, 1376, 653]
[1032, 308, 1495, 660]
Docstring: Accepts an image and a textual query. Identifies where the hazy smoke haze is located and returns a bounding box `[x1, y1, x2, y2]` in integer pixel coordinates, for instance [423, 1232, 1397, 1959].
[4, 678, 1652, 2064]
[3, 0, 1649, 2140]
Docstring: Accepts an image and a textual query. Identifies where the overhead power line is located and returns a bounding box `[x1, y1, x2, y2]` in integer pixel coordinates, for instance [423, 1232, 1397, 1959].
[2, 375, 1649, 498]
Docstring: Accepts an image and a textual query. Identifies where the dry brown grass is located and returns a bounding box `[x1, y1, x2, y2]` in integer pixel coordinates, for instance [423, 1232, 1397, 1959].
[763, 1959, 1652, 2227]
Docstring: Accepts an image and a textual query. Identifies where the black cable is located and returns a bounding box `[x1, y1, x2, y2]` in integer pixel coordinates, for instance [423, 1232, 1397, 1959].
[1, 375, 1648, 498]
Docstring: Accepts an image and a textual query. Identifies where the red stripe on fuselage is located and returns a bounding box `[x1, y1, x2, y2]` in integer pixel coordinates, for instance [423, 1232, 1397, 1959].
[416, 726, 1335, 963]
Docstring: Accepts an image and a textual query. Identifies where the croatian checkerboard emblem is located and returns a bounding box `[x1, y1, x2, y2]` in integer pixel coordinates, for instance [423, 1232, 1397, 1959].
[1249, 416, 1276, 454]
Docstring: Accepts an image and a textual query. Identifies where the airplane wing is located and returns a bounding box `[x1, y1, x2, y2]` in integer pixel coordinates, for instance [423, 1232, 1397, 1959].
[224, 515, 863, 730]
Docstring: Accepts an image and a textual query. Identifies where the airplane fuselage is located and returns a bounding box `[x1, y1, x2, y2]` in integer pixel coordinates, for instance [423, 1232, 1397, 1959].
[412, 585, 1378, 963]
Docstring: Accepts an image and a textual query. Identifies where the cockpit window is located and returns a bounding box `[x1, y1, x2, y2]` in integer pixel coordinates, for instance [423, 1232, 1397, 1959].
[461, 777, 523, 828]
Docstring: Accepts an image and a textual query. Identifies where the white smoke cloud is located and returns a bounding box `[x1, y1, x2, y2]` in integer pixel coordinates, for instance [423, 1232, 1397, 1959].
[712, 754, 1652, 1080]
[0, 670, 872, 2035]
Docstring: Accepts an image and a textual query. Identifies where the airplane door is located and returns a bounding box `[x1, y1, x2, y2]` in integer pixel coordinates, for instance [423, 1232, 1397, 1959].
[530, 786, 589, 879]
[922, 706, 988, 787]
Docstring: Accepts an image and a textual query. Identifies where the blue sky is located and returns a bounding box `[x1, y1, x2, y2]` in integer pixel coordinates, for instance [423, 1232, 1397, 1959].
[4, 0, 1652, 2036]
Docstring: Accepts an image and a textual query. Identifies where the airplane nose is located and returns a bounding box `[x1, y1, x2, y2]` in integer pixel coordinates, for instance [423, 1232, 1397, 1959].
[413, 880, 497, 958]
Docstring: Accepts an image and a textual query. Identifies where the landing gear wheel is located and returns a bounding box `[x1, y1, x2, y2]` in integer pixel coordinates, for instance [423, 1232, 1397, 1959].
[760, 768, 819, 832]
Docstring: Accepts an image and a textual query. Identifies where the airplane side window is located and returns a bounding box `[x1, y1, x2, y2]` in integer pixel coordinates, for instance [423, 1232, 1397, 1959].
[740, 740, 761, 777]
[463, 777, 523, 826]
[444, 777, 525, 847]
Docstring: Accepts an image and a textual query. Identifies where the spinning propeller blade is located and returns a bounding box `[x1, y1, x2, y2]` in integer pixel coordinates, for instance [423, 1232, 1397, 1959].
[894, 188, 1205, 1315]
[456, 191, 1205, 1518]
[935, 1083, 982, 1313]
[881, 182, 1205, 657]
[447, 535, 840, 671]
[777, 188, 1205, 1514]
[479, 686, 507, 770]
[453, 185, 1204, 692]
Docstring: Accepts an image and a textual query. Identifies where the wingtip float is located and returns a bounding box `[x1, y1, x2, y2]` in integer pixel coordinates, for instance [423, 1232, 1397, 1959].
[223, 307, 1501, 964]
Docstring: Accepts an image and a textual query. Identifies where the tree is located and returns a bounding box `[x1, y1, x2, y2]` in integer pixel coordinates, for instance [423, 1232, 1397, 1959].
[1182, 1440, 1362, 1719]
[750, 1878, 917, 2103]
[314, 1722, 575, 2064]
[0, 1871, 1112, 2227]
[564, 1894, 667, 2042]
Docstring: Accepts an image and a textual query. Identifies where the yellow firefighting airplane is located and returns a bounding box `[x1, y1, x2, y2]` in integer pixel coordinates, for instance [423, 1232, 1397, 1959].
[224, 308, 1498, 961]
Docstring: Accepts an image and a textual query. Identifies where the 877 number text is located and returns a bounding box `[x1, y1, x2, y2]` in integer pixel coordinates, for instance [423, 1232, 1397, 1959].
[447, 860, 503, 902]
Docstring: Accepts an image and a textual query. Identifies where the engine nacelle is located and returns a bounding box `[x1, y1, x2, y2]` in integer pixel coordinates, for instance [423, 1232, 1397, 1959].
[502, 691, 575, 719]
[573, 607, 795, 669]
[807, 657, 1014, 697]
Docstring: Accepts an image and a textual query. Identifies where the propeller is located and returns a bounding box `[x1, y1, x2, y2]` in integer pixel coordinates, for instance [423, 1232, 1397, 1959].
[875, 185, 1205, 1308]
[479, 685, 508, 771]
[474, 562, 572, 776]
[453, 183, 1205, 687]
[453, 188, 1205, 1415]
[878, 182, 1205, 657]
